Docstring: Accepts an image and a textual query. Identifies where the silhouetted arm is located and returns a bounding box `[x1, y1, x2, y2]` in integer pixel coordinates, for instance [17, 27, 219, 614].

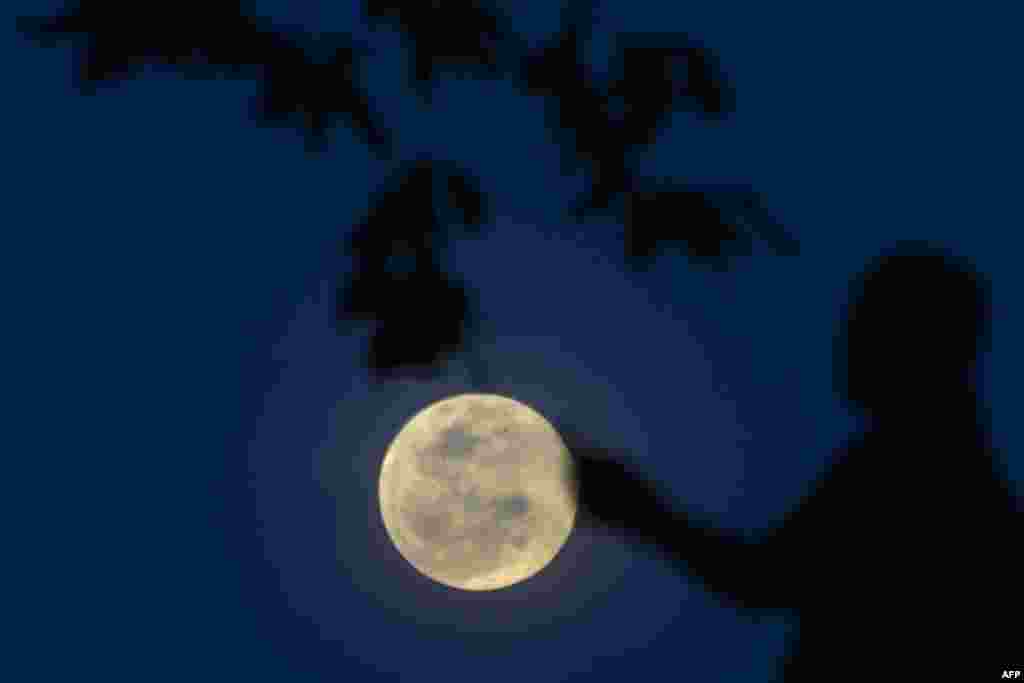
[563, 429, 792, 612]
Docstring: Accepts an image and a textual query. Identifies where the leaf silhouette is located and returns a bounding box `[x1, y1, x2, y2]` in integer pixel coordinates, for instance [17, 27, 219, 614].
[362, 0, 522, 103]
[16, 0, 393, 156]
[624, 181, 797, 271]
[336, 159, 491, 377]
[608, 32, 737, 141]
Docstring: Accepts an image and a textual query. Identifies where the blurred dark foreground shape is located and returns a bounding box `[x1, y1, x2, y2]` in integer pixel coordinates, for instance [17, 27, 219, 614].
[16, 0, 395, 156]
[16, 0, 799, 379]
[334, 159, 491, 380]
[562, 240, 1021, 682]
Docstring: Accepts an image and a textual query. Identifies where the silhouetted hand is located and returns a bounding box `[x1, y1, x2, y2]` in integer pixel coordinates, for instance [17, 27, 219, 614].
[559, 426, 676, 535]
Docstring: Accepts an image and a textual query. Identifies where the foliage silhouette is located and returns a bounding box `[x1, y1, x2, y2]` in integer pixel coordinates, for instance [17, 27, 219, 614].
[561, 240, 1020, 681]
[362, 0, 523, 104]
[624, 181, 800, 272]
[16, 0, 393, 156]
[608, 32, 737, 125]
[15, 0, 797, 376]
[512, 3, 795, 267]
[575, 30, 738, 214]
[335, 158, 490, 379]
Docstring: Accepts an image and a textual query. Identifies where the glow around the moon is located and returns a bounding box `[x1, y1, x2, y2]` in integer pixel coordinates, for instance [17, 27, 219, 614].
[378, 394, 577, 591]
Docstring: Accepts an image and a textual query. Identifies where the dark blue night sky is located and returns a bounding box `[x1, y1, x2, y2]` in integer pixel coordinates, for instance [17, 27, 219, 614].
[8, 1, 1021, 680]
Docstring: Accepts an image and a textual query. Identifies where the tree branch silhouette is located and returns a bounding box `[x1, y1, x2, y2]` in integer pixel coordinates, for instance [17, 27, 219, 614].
[362, 0, 523, 104]
[16, 0, 799, 377]
[16, 0, 394, 156]
[335, 158, 491, 379]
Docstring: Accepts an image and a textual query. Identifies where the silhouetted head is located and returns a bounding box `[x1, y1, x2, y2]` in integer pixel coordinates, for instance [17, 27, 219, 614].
[834, 241, 991, 417]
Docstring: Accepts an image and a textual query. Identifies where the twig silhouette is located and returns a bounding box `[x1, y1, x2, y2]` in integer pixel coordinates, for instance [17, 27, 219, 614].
[16, 0, 394, 156]
[16, 0, 798, 377]
[362, 0, 523, 104]
[335, 159, 491, 378]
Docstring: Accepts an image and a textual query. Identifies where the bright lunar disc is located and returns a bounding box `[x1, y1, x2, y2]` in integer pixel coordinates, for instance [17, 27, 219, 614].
[378, 394, 577, 591]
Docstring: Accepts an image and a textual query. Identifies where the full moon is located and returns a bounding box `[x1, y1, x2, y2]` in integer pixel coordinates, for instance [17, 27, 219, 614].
[378, 394, 577, 591]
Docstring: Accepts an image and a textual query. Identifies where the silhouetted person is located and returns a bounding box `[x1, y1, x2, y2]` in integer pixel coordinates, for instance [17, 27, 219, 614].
[565, 240, 1020, 681]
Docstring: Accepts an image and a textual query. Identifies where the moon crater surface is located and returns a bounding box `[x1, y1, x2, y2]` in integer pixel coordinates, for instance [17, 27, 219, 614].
[378, 394, 577, 591]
